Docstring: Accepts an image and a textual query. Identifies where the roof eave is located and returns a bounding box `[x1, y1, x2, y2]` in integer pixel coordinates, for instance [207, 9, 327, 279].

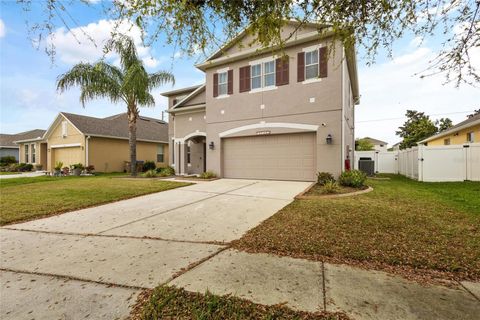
[160, 85, 203, 97]
[419, 118, 480, 143]
[195, 29, 336, 71]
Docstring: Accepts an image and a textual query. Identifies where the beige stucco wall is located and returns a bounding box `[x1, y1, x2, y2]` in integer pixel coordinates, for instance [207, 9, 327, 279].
[427, 124, 480, 146]
[88, 137, 169, 172]
[18, 141, 46, 169]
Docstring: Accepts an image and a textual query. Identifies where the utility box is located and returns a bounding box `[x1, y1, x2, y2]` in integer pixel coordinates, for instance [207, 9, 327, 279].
[358, 157, 375, 176]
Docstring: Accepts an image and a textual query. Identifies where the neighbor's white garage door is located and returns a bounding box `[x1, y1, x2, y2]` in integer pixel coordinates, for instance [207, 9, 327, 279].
[222, 132, 316, 181]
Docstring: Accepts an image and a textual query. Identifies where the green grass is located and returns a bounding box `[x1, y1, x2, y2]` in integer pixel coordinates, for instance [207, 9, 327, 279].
[232, 175, 480, 280]
[0, 175, 190, 225]
[137, 286, 348, 320]
[0, 172, 21, 175]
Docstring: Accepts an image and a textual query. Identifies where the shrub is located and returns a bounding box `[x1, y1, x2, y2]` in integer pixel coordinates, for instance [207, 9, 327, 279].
[14, 163, 33, 172]
[143, 169, 157, 178]
[86, 165, 95, 173]
[338, 170, 367, 188]
[0, 156, 17, 165]
[54, 161, 63, 171]
[143, 160, 156, 172]
[317, 172, 335, 186]
[157, 166, 175, 177]
[322, 180, 340, 194]
[70, 163, 84, 170]
[199, 171, 217, 179]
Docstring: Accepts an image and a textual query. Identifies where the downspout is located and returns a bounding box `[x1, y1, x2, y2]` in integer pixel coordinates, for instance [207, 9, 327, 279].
[85, 136, 91, 167]
[341, 48, 346, 172]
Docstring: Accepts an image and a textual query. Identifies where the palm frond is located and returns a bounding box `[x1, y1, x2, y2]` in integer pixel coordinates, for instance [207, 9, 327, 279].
[57, 62, 123, 107]
[148, 71, 175, 89]
[106, 35, 139, 72]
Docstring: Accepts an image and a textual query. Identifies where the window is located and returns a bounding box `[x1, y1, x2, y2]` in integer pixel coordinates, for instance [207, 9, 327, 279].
[62, 121, 68, 137]
[157, 144, 164, 163]
[467, 132, 474, 143]
[251, 64, 261, 89]
[444, 138, 451, 145]
[251, 60, 276, 90]
[31, 144, 36, 163]
[263, 60, 275, 87]
[186, 145, 191, 164]
[24, 144, 29, 163]
[305, 49, 319, 80]
[218, 72, 228, 96]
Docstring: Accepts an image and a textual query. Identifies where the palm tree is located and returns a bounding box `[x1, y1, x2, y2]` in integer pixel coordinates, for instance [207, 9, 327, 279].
[57, 36, 174, 176]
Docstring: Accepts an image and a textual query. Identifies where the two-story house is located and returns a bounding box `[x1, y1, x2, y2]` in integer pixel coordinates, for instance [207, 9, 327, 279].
[161, 21, 359, 181]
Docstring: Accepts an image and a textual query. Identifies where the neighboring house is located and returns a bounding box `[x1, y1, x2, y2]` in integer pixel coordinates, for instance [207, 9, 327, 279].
[359, 137, 388, 152]
[0, 130, 46, 162]
[391, 142, 401, 151]
[162, 21, 359, 181]
[14, 112, 169, 172]
[419, 113, 480, 146]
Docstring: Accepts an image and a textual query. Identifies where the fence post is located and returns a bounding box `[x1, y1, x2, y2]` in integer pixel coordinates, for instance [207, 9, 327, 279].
[417, 145, 423, 182]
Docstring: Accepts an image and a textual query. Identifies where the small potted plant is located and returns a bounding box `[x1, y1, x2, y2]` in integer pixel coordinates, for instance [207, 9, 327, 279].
[54, 161, 63, 176]
[86, 165, 95, 174]
[71, 163, 84, 176]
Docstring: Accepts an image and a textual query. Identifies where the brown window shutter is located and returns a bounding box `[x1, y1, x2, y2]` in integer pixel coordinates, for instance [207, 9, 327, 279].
[213, 73, 218, 97]
[276, 56, 289, 86]
[297, 52, 305, 82]
[319, 46, 328, 78]
[239, 66, 251, 92]
[227, 69, 233, 95]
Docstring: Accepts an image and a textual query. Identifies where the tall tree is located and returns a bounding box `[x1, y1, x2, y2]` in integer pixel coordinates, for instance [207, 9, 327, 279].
[435, 118, 453, 132]
[18, 0, 480, 86]
[396, 110, 453, 149]
[56, 35, 174, 176]
[355, 139, 375, 151]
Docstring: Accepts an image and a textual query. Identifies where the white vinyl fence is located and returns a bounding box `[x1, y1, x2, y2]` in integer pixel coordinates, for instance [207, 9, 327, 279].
[355, 143, 480, 182]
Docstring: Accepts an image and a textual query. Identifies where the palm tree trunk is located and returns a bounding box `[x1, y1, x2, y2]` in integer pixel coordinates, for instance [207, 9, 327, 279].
[128, 108, 138, 176]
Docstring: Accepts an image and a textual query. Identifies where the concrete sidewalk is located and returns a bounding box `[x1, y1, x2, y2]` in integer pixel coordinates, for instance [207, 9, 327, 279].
[171, 249, 480, 320]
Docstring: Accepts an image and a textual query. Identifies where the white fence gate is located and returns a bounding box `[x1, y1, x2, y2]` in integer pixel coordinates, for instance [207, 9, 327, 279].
[355, 143, 480, 182]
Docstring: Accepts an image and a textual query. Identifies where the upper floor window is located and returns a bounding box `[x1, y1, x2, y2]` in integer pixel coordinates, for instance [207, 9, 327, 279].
[24, 144, 29, 163]
[264, 61, 275, 87]
[62, 121, 68, 137]
[466, 132, 474, 143]
[305, 49, 319, 80]
[251, 60, 276, 90]
[218, 72, 228, 96]
[444, 138, 451, 145]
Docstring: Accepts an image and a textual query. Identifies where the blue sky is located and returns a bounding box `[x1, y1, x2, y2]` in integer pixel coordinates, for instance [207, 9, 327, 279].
[0, 1, 478, 145]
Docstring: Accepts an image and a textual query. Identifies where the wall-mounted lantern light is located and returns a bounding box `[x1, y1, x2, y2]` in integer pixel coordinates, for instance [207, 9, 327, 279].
[326, 134, 333, 145]
[209, 141, 215, 150]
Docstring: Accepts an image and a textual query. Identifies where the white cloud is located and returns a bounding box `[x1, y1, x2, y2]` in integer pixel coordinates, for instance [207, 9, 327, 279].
[0, 19, 5, 38]
[356, 45, 480, 146]
[48, 19, 165, 68]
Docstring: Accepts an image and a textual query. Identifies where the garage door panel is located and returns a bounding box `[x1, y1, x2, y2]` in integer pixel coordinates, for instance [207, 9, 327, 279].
[53, 147, 82, 168]
[222, 132, 316, 181]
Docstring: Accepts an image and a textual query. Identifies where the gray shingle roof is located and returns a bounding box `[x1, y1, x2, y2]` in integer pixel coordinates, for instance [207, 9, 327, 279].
[1, 129, 46, 146]
[61, 112, 168, 142]
[360, 137, 388, 145]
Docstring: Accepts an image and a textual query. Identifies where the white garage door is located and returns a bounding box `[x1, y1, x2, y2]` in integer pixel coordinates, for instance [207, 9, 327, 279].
[222, 132, 316, 181]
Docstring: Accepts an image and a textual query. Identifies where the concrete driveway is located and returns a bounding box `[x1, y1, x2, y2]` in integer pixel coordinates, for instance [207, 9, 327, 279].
[1, 179, 310, 319]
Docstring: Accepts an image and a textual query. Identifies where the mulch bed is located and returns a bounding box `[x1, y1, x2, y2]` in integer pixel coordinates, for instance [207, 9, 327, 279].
[295, 184, 372, 199]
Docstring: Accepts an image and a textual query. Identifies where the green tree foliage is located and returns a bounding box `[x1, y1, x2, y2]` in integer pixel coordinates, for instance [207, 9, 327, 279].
[18, 0, 480, 86]
[396, 110, 453, 149]
[355, 139, 375, 151]
[56, 36, 174, 176]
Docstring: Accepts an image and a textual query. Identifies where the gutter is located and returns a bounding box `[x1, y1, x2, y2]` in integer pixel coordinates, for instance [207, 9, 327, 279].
[167, 104, 206, 114]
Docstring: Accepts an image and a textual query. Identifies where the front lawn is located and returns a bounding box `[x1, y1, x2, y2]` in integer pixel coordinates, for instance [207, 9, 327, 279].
[134, 286, 348, 320]
[232, 175, 480, 281]
[0, 175, 189, 225]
